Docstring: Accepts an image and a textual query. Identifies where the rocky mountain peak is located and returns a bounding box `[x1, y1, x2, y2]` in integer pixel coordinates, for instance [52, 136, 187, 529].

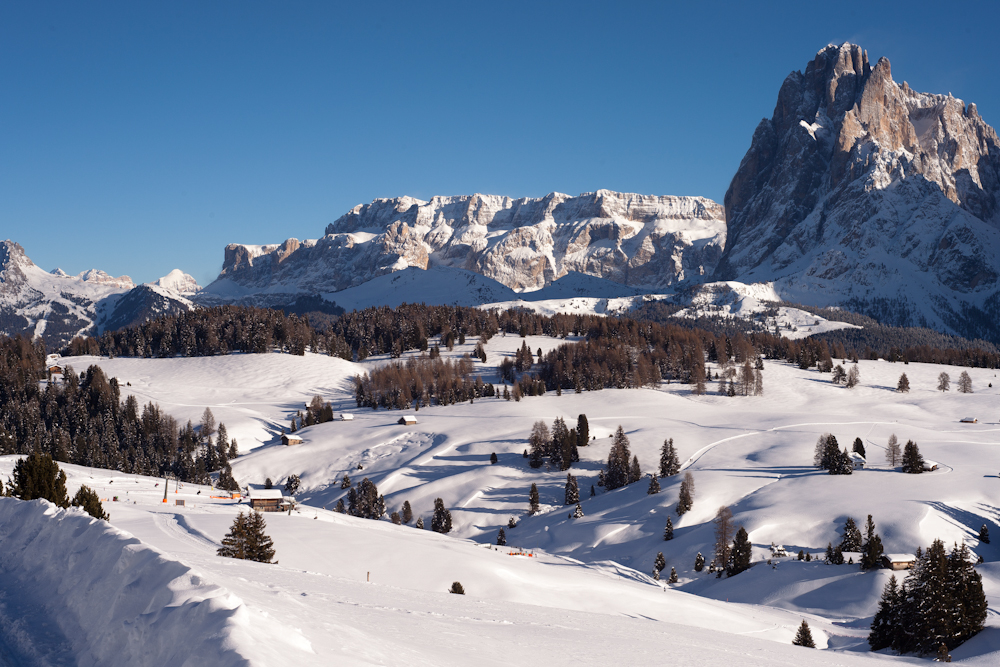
[716, 43, 1000, 339]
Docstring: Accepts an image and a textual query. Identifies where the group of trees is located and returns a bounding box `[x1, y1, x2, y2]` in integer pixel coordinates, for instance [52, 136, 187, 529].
[869, 540, 986, 655]
[826, 515, 883, 568]
[813, 434, 854, 475]
[711, 505, 753, 577]
[354, 354, 497, 410]
[4, 451, 108, 520]
[333, 477, 452, 535]
[217, 511, 276, 563]
[528, 415, 586, 470]
[600, 426, 642, 491]
[0, 336, 235, 485]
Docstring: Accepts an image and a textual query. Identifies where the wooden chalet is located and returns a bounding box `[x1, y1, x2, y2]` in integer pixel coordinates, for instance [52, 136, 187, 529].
[881, 553, 917, 570]
[960, 417, 978, 424]
[249, 489, 284, 512]
[282, 433, 304, 446]
[398, 415, 418, 425]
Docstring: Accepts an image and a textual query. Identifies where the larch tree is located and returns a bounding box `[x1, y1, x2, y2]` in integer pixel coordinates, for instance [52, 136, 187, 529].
[713, 505, 736, 571]
[897, 373, 910, 393]
[676, 472, 695, 516]
[845, 365, 860, 388]
[958, 370, 973, 393]
[938, 372, 951, 392]
[885, 434, 902, 467]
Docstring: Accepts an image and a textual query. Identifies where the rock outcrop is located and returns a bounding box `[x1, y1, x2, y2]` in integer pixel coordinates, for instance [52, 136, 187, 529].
[204, 190, 725, 302]
[717, 43, 1000, 338]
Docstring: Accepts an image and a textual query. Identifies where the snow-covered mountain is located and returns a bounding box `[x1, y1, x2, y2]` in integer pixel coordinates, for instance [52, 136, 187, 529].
[0, 240, 196, 348]
[717, 43, 1000, 340]
[149, 269, 200, 295]
[200, 190, 725, 306]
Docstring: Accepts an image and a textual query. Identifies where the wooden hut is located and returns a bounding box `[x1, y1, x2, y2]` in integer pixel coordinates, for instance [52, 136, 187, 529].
[398, 415, 418, 425]
[249, 489, 284, 512]
[282, 434, 304, 446]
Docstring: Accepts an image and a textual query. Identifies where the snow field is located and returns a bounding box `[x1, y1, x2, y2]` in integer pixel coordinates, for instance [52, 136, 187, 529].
[52, 345, 1000, 662]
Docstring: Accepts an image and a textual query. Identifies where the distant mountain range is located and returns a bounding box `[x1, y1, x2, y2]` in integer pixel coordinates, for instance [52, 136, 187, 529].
[3, 42, 999, 347]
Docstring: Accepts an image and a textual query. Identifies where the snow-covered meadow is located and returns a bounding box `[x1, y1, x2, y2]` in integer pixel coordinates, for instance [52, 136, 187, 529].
[6, 336, 1000, 664]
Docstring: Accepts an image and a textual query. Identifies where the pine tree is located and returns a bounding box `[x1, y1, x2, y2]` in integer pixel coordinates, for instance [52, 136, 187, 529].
[528, 483, 540, 515]
[334, 499, 345, 513]
[792, 620, 816, 648]
[728, 526, 752, 576]
[341, 474, 351, 489]
[860, 515, 884, 570]
[852, 438, 866, 459]
[938, 372, 951, 392]
[528, 421, 550, 469]
[576, 414, 589, 445]
[218, 511, 275, 563]
[814, 433, 841, 471]
[264, 477, 273, 489]
[508, 517, 517, 529]
[564, 473, 579, 505]
[402, 500, 413, 524]
[663, 516, 674, 541]
[885, 434, 901, 467]
[694, 552, 705, 572]
[868, 574, 900, 651]
[497, 527, 506, 546]
[71, 485, 109, 521]
[284, 474, 301, 496]
[654, 551, 666, 574]
[415, 516, 424, 529]
[668, 567, 678, 584]
[449, 581, 465, 595]
[572, 503, 584, 518]
[979, 524, 990, 544]
[647, 473, 660, 494]
[10, 452, 70, 507]
[897, 373, 910, 392]
[629, 455, 641, 484]
[832, 364, 846, 384]
[490, 452, 498, 464]
[431, 498, 452, 533]
[840, 517, 862, 552]
[603, 426, 633, 490]
[901, 440, 925, 474]
[659, 438, 680, 477]
[676, 472, 694, 515]
[390, 511, 401, 525]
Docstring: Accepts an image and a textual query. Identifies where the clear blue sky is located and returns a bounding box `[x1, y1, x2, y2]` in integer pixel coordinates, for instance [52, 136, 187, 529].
[2, 1, 997, 286]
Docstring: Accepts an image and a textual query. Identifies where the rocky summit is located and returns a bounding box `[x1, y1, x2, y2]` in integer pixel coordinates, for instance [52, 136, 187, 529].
[204, 190, 725, 302]
[717, 43, 1000, 339]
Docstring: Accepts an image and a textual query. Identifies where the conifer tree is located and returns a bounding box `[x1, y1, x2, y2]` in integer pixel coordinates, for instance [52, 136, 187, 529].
[449, 581, 465, 595]
[840, 517, 862, 553]
[979, 524, 990, 544]
[508, 517, 517, 529]
[341, 474, 351, 489]
[654, 551, 666, 574]
[901, 440, 925, 474]
[659, 438, 680, 477]
[284, 474, 301, 496]
[852, 438, 866, 459]
[860, 515, 884, 570]
[490, 452, 498, 464]
[564, 473, 579, 505]
[897, 373, 910, 392]
[390, 511, 401, 525]
[668, 567, 678, 584]
[576, 414, 589, 445]
[415, 516, 424, 529]
[218, 511, 275, 563]
[647, 473, 660, 494]
[334, 499, 345, 513]
[629, 455, 642, 484]
[603, 426, 633, 490]
[10, 452, 69, 507]
[868, 574, 900, 651]
[572, 503, 584, 518]
[71, 485, 109, 521]
[528, 483, 540, 515]
[694, 552, 705, 572]
[431, 498, 452, 533]
[528, 421, 550, 469]
[497, 527, 506, 546]
[676, 472, 694, 515]
[792, 620, 816, 648]
[728, 526, 752, 576]
[663, 516, 674, 541]
[402, 500, 413, 524]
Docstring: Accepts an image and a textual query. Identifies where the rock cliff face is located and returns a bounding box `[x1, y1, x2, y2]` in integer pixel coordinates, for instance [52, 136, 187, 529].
[204, 190, 725, 301]
[718, 43, 1000, 338]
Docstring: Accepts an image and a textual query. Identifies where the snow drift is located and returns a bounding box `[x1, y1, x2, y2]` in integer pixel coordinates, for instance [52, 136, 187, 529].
[0, 498, 258, 666]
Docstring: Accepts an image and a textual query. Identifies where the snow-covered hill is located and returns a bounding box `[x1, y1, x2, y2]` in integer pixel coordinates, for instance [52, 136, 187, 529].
[26, 340, 1000, 663]
[0, 240, 198, 348]
[718, 43, 1000, 340]
[198, 190, 725, 308]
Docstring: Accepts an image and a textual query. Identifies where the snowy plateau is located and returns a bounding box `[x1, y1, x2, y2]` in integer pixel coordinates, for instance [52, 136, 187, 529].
[5, 337, 1000, 665]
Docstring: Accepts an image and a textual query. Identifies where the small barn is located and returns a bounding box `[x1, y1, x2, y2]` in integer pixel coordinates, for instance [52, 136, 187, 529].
[282, 434, 304, 446]
[398, 415, 418, 426]
[849, 452, 866, 470]
[340, 413, 354, 421]
[249, 489, 284, 512]
[960, 417, 978, 424]
[48, 365, 63, 376]
[881, 554, 917, 570]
